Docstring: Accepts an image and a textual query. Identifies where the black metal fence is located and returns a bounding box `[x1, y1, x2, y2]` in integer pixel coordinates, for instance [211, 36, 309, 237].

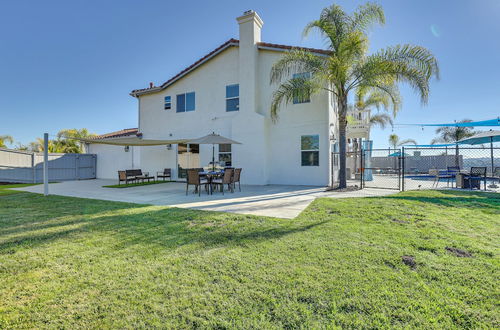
[333, 146, 500, 191]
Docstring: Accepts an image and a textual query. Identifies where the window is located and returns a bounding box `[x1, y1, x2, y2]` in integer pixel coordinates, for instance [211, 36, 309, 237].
[292, 72, 311, 104]
[164, 96, 171, 110]
[226, 84, 239, 111]
[301, 135, 319, 166]
[219, 144, 232, 167]
[176, 92, 195, 112]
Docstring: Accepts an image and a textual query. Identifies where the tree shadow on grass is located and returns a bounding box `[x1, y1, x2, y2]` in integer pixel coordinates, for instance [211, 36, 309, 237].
[0, 194, 330, 254]
[384, 190, 500, 214]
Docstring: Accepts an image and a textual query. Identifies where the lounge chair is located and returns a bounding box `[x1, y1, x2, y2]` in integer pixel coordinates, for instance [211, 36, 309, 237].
[186, 169, 209, 196]
[211, 168, 234, 195]
[157, 168, 172, 181]
[464, 167, 487, 190]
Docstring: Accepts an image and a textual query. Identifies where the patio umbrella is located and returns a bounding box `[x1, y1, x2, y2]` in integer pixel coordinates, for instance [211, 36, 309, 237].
[458, 130, 500, 174]
[188, 132, 242, 170]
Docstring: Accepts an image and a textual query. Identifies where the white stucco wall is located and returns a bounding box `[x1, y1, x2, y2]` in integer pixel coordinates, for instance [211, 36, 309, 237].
[87, 144, 136, 179]
[89, 11, 339, 186]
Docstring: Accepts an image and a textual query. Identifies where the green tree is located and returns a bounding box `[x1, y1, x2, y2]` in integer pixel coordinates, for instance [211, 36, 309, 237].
[431, 119, 476, 166]
[388, 134, 417, 149]
[270, 2, 439, 188]
[0, 135, 14, 148]
[30, 129, 95, 153]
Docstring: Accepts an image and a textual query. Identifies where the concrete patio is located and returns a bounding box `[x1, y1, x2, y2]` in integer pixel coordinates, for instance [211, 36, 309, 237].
[14, 179, 396, 218]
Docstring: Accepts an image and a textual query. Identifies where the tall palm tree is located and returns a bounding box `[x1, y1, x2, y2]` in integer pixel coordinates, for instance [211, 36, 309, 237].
[0, 135, 14, 148]
[270, 3, 439, 188]
[388, 134, 417, 149]
[431, 119, 476, 166]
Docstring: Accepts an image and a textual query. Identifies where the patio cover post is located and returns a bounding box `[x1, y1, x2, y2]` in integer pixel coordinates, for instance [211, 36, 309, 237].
[43, 133, 49, 196]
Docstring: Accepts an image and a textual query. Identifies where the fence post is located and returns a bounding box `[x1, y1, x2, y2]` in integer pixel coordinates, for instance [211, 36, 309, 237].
[43, 133, 48, 196]
[31, 152, 36, 183]
[360, 149, 364, 189]
[401, 147, 405, 192]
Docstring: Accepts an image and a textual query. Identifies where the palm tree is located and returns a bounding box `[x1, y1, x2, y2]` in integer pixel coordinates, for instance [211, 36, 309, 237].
[270, 3, 439, 188]
[431, 119, 476, 166]
[388, 134, 417, 149]
[0, 135, 14, 148]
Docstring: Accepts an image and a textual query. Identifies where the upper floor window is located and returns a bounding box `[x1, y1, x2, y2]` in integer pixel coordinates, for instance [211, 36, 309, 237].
[164, 96, 171, 110]
[226, 84, 239, 112]
[292, 72, 311, 104]
[301, 135, 319, 166]
[176, 92, 196, 112]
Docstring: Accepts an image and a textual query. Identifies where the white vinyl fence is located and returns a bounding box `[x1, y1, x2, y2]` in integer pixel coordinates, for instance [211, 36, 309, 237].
[0, 148, 96, 183]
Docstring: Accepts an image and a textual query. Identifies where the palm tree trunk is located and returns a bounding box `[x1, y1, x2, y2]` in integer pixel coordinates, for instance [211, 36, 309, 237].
[338, 97, 348, 189]
[455, 144, 459, 167]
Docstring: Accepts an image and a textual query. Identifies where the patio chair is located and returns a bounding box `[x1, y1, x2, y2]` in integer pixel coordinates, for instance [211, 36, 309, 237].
[232, 168, 242, 192]
[447, 166, 460, 187]
[492, 167, 500, 186]
[464, 167, 487, 190]
[211, 168, 234, 195]
[118, 171, 136, 185]
[186, 169, 209, 196]
[157, 168, 171, 181]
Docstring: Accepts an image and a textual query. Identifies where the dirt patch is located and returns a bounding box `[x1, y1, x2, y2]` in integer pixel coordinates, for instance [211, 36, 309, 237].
[325, 185, 360, 192]
[445, 247, 473, 258]
[401, 255, 416, 269]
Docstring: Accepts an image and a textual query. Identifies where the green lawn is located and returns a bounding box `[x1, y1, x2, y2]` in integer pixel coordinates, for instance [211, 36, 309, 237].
[0, 183, 39, 196]
[0, 190, 498, 328]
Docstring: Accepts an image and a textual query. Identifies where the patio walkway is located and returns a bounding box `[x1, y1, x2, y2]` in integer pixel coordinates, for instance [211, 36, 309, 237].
[14, 179, 396, 218]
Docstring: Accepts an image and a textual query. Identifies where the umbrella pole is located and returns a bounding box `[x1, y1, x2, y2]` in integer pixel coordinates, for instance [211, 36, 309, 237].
[212, 144, 215, 171]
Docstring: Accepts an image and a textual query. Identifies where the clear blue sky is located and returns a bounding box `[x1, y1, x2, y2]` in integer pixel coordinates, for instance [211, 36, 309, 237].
[1, 0, 499, 148]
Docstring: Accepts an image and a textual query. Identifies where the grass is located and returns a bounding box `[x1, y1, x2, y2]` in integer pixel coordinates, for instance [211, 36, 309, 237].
[0, 183, 39, 196]
[0, 190, 498, 328]
[103, 180, 174, 188]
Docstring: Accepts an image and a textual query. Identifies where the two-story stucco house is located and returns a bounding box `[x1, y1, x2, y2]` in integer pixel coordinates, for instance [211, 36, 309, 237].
[88, 10, 370, 186]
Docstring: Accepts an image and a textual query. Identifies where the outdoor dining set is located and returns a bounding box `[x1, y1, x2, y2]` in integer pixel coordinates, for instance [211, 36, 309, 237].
[117, 167, 242, 196]
[186, 167, 242, 196]
[430, 166, 500, 190]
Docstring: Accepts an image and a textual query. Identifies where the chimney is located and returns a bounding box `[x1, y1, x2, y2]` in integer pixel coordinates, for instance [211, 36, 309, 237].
[236, 10, 263, 115]
[237, 10, 263, 47]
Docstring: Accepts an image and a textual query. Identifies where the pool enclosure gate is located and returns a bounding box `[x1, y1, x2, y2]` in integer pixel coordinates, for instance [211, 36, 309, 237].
[332, 146, 500, 191]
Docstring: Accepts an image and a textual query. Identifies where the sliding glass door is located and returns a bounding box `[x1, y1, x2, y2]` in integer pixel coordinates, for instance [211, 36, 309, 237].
[177, 143, 200, 179]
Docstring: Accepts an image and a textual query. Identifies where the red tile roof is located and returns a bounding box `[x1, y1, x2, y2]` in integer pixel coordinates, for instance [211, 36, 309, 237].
[91, 128, 138, 140]
[257, 42, 332, 56]
[130, 38, 330, 97]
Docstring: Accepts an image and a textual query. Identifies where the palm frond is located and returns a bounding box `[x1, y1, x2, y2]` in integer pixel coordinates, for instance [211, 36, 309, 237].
[270, 76, 321, 122]
[350, 2, 385, 32]
[369, 113, 393, 129]
[353, 44, 439, 104]
[270, 49, 326, 84]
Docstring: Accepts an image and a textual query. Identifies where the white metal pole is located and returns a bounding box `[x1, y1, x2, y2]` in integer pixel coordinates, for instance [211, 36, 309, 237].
[43, 133, 49, 196]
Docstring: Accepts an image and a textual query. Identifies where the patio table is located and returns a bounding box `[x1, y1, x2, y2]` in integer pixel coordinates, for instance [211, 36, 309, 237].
[199, 170, 224, 194]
